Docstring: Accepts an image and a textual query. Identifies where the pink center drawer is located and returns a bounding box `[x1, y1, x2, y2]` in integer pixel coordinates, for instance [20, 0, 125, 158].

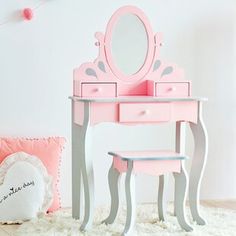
[155, 82, 190, 97]
[81, 83, 117, 97]
[119, 103, 171, 122]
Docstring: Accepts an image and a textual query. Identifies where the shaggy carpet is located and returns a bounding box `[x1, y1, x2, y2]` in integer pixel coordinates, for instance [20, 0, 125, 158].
[16, 204, 236, 236]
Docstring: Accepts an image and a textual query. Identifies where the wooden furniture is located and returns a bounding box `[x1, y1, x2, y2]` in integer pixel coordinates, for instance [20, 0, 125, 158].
[104, 151, 192, 235]
[70, 5, 208, 231]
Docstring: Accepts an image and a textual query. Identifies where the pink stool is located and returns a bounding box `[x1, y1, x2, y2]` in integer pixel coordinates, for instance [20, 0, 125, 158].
[103, 150, 193, 235]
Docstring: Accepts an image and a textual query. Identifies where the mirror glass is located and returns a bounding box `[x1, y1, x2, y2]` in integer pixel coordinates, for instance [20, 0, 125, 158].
[111, 14, 148, 76]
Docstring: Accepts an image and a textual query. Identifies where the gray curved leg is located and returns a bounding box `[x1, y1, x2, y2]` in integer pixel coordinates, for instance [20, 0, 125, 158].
[72, 101, 82, 220]
[102, 164, 121, 224]
[189, 101, 208, 225]
[158, 174, 169, 221]
[174, 162, 193, 232]
[78, 102, 94, 232]
[122, 161, 136, 236]
[80, 157, 94, 231]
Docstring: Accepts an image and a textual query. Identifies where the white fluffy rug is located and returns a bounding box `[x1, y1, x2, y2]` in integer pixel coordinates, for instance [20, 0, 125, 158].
[16, 204, 236, 236]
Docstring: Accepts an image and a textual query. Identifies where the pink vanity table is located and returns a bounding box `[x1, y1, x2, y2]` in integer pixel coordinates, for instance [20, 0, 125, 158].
[70, 6, 208, 231]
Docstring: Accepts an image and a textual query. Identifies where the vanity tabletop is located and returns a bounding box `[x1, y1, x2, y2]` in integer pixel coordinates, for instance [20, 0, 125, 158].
[69, 96, 208, 103]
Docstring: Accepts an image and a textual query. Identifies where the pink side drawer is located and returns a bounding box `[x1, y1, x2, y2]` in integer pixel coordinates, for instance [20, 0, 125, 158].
[81, 83, 117, 97]
[119, 103, 170, 122]
[156, 82, 190, 97]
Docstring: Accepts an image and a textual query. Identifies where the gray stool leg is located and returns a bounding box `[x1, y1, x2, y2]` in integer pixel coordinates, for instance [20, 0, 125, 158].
[102, 163, 121, 224]
[123, 161, 136, 236]
[174, 162, 193, 232]
[158, 174, 169, 221]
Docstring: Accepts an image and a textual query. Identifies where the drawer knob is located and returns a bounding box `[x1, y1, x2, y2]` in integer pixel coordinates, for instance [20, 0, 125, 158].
[141, 110, 150, 115]
[169, 87, 176, 92]
[94, 87, 102, 92]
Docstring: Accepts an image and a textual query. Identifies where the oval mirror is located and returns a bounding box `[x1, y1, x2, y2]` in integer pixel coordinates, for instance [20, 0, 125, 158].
[105, 6, 155, 82]
[111, 14, 148, 76]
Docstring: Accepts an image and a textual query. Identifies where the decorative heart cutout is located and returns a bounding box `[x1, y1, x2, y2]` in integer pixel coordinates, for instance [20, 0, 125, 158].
[0, 152, 53, 223]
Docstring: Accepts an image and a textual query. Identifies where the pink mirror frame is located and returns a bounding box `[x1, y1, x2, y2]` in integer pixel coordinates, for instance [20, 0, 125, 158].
[73, 5, 185, 97]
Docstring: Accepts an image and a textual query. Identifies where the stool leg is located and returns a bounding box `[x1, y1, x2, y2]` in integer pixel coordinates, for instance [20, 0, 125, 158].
[158, 174, 169, 221]
[123, 161, 136, 236]
[174, 162, 193, 232]
[102, 163, 121, 224]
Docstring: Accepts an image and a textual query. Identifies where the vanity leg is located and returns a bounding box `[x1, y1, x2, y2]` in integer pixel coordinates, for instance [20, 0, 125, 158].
[80, 152, 94, 231]
[75, 102, 94, 231]
[102, 164, 121, 224]
[123, 161, 136, 236]
[158, 174, 169, 221]
[189, 101, 208, 225]
[71, 100, 83, 219]
[72, 122, 82, 219]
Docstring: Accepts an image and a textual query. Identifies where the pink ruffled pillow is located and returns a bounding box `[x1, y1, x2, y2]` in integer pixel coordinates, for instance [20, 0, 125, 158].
[0, 137, 65, 212]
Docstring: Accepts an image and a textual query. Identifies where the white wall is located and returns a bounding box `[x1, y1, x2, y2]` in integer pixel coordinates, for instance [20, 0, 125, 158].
[0, 0, 235, 207]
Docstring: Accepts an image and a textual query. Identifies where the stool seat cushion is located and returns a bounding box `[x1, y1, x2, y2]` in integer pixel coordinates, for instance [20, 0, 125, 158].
[109, 150, 188, 176]
[108, 150, 188, 161]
